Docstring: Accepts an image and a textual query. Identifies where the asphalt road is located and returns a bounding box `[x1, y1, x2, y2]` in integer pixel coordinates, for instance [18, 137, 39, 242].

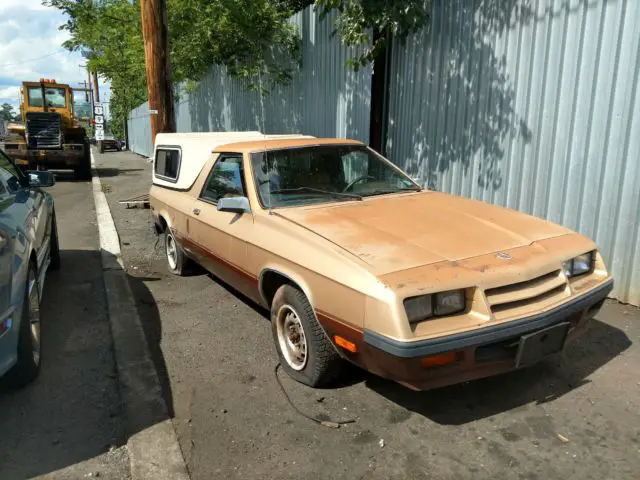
[0, 169, 130, 479]
[98, 149, 640, 480]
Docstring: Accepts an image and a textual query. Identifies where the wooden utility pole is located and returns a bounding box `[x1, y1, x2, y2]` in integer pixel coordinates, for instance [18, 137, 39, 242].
[92, 71, 100, 103]
[87, 68, 93, 104]
[140, 0, 175, 141]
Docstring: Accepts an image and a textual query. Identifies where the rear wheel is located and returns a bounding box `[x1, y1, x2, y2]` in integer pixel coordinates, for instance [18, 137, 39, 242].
[4, 262, 41, 388]
[271, 285, 342, 387]
[165, 228, 190, 276]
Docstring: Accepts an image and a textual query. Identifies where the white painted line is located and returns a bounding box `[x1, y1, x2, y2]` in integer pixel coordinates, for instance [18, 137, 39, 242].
[90, 149, 123, 270]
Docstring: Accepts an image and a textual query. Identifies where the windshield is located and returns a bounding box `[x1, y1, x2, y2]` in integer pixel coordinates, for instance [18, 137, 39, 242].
[27, 86, 67, 108]
[72, 89, 92, 118]
[251, 145, 420, 208]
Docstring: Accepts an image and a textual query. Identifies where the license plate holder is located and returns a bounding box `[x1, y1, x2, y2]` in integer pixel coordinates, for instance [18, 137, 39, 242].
[515, 322, 570, 368]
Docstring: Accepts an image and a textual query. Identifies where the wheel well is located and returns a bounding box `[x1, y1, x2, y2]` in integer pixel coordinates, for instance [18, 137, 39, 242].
[261, 270, 295, 307]
[29, 250, 38, 269]
[155, 215, 168, 235]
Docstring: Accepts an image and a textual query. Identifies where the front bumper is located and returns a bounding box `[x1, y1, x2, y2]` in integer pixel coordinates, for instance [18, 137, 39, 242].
[359, 278, 613, 390]
[5, 146, 85, 167]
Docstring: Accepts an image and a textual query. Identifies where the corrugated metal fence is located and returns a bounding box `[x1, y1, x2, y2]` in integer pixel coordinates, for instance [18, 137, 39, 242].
[386, 0, 640, 305]
[127, 101, 153, 158]
[128, 0, 639, 305]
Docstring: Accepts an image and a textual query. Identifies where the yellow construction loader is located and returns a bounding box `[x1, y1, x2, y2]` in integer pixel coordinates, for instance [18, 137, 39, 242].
[3, 79, 91, 179]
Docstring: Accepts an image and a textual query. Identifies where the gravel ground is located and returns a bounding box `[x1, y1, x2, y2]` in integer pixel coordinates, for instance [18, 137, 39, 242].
[0, 168, 130, 479]
[97, 149, 639, 480]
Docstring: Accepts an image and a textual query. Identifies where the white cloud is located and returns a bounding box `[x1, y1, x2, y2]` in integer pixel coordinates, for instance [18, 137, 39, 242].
[0, 86, 20, 98]
[0, 0, 49, 11]
[0, 1, 111, 113]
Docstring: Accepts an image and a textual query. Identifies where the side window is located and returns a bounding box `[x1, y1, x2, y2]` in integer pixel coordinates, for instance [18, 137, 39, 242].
[200, 156, 245, 203]
[155, 147, 181, 182]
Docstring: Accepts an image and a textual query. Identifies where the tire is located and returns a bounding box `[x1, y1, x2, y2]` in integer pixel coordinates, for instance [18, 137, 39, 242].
[164, 228, 190, 275]
[4, 261, 41, 388]
[74, 139, 92, 180]
[49, 210, 61, 271]
[271, 285, 342, 387]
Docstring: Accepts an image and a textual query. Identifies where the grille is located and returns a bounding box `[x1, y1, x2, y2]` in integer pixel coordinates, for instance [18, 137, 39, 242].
[26, 112, 62, 149]
[485, 270, 568, 319]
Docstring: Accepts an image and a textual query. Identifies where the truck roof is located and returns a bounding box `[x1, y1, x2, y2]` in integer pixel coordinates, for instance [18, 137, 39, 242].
[214, 137, 363, 153]
[152, 132, 317, 190]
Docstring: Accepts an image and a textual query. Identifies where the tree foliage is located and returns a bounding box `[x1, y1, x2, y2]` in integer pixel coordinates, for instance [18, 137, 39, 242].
[283, 0, 430, 68]
[0, 103, 19, 122]
[169, 0, 302, 90]
[45, 0, 430, 137]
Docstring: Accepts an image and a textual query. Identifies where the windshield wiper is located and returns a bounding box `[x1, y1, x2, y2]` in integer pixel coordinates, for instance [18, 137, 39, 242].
[271, 187, 363, 200]
[362, 187, 422, 197]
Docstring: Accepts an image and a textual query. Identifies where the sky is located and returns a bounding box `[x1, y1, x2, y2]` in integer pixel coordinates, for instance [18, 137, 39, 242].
[0, 0, 111, 117]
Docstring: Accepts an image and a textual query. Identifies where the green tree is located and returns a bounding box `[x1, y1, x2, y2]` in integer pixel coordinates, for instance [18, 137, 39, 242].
[0, 103, 17, 122]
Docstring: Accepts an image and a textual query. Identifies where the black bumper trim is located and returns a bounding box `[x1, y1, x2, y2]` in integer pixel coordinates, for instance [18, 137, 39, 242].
[364, 279, 614, 359]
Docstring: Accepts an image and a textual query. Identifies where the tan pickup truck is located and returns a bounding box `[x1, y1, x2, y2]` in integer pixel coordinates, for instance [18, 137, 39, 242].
[149, 132, 613, 391]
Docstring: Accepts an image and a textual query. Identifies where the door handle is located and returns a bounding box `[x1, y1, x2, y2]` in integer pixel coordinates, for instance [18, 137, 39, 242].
[192, 208, 201, 215]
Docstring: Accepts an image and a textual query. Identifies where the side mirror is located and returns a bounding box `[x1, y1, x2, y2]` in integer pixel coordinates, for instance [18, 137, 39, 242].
[217, 196, 251, 214]
[27, 171, 55, 188]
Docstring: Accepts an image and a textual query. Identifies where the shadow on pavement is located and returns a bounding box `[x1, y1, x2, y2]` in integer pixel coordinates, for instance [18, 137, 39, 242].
[42, 168, 145, 184]
[127, 273, 175, 418]
[94, 168, 146, 178]
[0, 249, 126, 478]
[366, 318, 631, 425]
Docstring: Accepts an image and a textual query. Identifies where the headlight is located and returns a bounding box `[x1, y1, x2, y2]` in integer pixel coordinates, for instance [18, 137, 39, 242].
[404, 290, 466, 324]
[404, 295, 432, 324]
[563, 251, 595, 277]
[434, 290, 466, 316]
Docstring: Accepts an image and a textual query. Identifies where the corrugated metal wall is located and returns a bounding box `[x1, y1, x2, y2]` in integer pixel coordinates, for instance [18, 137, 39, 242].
[129, 7, 372, 158]
[386, 0, 640, 305]
[127, 101, 153, 158]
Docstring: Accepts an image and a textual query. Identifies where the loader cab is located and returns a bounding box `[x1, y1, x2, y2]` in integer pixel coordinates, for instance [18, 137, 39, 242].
[21, 80, 74, 127]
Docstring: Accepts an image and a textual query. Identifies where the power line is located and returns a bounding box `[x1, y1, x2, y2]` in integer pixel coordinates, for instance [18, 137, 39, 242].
[0, 50, 66, 68]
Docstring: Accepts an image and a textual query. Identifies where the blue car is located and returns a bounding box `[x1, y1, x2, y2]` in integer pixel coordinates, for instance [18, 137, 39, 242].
[0, 148, 59, 388]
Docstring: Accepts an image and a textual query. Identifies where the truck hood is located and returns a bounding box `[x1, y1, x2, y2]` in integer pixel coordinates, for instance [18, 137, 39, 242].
[276, 191, 571, 275]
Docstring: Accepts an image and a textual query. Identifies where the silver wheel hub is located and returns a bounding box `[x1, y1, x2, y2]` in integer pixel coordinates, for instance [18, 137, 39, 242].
[276, 305, 308, 371]
[28, 272, 41, 366]
[166, 233, 177, 269]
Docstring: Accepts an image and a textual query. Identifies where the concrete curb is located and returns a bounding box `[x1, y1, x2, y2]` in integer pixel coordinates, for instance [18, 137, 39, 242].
[90, 149, 190, 480]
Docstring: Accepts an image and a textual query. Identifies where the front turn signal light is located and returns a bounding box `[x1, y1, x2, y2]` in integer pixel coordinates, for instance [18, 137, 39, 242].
[334, 335, 358, 353]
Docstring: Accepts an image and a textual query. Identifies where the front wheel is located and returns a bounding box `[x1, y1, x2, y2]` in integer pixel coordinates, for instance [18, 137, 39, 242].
[4, 262, 41, 388]
[271, 285, 342, 387]
[74, 140, 92, 180]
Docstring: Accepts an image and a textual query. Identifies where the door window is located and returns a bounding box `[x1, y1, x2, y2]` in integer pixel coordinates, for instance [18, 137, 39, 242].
[200, 156, 245, 203]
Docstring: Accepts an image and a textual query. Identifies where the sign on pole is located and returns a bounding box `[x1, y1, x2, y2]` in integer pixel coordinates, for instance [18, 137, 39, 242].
[94, 102, 105, 140]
